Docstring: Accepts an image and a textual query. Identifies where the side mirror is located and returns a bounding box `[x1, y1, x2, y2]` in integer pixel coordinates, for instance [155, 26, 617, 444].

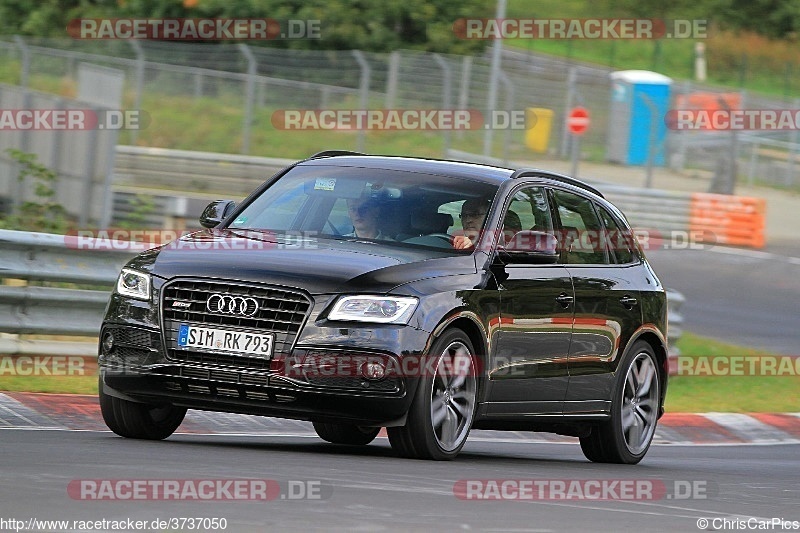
[498, 230, 560, 264]
[199, 200, 236, 228]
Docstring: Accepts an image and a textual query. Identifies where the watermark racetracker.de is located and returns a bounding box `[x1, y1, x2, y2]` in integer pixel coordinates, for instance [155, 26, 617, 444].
[68, 479, 332, 501]
[453, 478, 715, 501]
[67, 18, 321, 40]
[453, 18, 708, 40]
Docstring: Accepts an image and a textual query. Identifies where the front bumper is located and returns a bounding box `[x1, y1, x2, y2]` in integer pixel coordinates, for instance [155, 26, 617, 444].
[99, 321, 426, 426]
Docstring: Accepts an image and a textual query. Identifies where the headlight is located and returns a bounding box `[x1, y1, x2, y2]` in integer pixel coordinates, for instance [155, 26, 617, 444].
[328, 295, 418, 324]
[116, 268, 151, 301]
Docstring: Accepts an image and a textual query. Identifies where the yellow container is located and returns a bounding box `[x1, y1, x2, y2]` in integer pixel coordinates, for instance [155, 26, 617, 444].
[525, 107, 553, 153]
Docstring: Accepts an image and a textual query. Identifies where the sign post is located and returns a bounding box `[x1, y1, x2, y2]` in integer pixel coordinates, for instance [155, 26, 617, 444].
[567, 107, 590, 178]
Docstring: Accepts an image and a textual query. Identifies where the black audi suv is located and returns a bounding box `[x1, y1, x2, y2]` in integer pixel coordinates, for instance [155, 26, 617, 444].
[99, 151, 668, 462]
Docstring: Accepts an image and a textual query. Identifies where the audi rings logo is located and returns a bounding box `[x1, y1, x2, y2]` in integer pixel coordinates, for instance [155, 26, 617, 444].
[206, 294, 260, 317]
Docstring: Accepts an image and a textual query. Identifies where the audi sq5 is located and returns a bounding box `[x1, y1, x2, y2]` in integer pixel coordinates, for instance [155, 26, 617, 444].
[99, 151, 668, 462]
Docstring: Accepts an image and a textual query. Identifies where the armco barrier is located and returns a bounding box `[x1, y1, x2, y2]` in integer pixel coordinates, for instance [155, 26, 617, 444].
[689, 193, 766, 248]
[1, 229, 685, 362]
[114, 145, 293, 197]
[0, 229, 137, 336]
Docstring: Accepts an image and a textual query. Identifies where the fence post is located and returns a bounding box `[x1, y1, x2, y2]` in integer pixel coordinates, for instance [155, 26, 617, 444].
[498, 71, 514, 165]
[351, 50, 371, 153]
[457, 56, 472, 141]
[238, 44, 257, 155]
[787, 98, 800, 186]
[559, 67, 577, 159]
[128, 40, 145, 144]
[747, 137, 758, 186]
[673, 80, 692, 171]
[432, 54, 453, 158]
[13, 36, 29, 87]
[385, 51, 400, 109]
[483, 0, 506, 158]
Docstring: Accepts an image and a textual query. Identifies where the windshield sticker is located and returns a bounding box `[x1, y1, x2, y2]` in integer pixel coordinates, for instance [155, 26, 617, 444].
[314, 178, 336, 191]
[232, 216, 247, 225]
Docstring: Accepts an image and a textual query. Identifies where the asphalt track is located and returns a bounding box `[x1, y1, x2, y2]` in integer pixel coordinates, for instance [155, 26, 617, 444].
[0, 393, 798, 533]
[0, 428, 798, 532]
[646, 246, 800, 355]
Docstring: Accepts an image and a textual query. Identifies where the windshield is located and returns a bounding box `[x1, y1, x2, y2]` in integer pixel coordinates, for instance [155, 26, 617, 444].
[227, 165, 500, 251]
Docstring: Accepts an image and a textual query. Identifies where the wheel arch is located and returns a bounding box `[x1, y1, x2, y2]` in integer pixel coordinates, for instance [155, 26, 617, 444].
[625, 326, 669, 418]
[429, 312, 489, 398]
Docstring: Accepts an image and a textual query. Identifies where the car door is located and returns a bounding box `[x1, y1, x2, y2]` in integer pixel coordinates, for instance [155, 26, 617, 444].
[485, 185, 574, 417]
[550, 189, 643, 415]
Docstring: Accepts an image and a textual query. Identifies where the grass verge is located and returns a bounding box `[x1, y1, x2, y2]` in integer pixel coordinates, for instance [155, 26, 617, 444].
[665, 332, 798, 413]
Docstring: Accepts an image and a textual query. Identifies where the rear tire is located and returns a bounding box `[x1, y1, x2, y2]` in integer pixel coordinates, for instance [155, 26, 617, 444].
[312, 422, 380, 445]
[388, 328, 477, 460]
[579, 341, 661, 464]
[99, 379, 186, 440]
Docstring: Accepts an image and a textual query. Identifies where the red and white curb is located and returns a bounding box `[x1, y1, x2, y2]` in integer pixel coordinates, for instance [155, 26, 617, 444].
[1, 392, 799, 445]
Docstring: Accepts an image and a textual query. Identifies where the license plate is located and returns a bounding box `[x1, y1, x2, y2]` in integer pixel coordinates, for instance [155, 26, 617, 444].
[177, 324, 274, 358]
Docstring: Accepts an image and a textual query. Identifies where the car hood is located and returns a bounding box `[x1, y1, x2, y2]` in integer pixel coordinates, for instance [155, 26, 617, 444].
[128, 229, 476, 295]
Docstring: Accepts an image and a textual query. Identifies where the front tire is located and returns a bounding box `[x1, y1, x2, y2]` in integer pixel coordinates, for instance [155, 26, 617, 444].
[99, 378, 186, 440]
[313, 422, 380, 445]
[580, 341, 661, 464]
[388, 328, 477, 460]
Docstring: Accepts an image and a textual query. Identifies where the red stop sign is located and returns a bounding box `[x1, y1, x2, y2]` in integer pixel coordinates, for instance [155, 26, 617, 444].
[567, 107, 590, 135]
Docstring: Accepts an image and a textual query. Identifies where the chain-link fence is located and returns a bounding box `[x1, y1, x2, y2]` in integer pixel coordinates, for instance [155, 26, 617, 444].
[0, 36, 798, 205]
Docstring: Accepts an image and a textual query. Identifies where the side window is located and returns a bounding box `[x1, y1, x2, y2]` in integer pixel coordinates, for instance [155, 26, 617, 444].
[329, 197, 353, 234]
[506, 186, 554, 235]
[597, 204, 636, 264]
[552, 190, 609, 265]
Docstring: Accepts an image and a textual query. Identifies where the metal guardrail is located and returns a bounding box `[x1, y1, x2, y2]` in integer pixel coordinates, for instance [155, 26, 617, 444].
[114, 145, 292, 196]
[601, 185, 691, 234]
[113, 145, 699, 237]
[111, 146, 294, 228]
[446, 148, 694, 234]
[0, 229, 137, 336]
[1, 228, 685, 364]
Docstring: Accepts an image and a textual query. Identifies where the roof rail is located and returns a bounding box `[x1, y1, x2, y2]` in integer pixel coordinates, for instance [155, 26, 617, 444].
[309, 150, 365, 159]
[510, 168, 604, 198]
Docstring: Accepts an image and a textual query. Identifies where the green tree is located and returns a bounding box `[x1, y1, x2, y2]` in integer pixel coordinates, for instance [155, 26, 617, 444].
[2, 0, 492, 54]
[716, 0, 800, 39]
[0, 149, 69, 233]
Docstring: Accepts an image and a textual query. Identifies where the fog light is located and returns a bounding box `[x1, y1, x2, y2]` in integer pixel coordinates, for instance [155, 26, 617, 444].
[362, 361, 386, 380]
[102, 332, 115, 354]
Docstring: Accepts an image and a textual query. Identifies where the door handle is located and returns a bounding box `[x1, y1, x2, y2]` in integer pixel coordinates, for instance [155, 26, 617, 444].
[556, 293, 574, 308]
[620, 295, 638, 309]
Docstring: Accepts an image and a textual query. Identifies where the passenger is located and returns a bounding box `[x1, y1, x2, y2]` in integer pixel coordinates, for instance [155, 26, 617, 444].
[345, 196, 392, 240]
[501, 210, 522, 245]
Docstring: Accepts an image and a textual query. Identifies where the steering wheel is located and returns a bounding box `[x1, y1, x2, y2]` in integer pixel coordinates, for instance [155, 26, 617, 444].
[426, 233, 455, 245]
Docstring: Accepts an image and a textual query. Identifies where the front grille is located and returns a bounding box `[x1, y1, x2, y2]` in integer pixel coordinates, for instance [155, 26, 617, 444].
[152, 365, 270, 387]
[162, 279, 312, 369]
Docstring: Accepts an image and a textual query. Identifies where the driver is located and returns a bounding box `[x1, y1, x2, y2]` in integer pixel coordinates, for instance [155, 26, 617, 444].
[453, 197, 490, 249]
[345, 196, 392, 240]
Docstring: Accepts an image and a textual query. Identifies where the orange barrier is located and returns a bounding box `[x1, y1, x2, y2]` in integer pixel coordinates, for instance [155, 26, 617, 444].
[689, 193, 766, 248]
[675, 92, 741, 112]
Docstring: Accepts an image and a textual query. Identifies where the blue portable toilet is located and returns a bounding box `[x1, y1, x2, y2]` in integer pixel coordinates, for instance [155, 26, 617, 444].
[607, 70, 672, 166]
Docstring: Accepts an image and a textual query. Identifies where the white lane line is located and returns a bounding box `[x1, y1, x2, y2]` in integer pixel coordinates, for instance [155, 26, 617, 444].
[707, 245, 800, 266]
[702, 412, 797, 443]
[707, 247, 775, 260]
